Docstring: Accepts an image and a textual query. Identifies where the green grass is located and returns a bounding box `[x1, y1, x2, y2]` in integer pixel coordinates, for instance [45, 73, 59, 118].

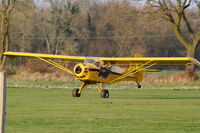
[7, 79, 200, 90]
[6, 86, 200, 133]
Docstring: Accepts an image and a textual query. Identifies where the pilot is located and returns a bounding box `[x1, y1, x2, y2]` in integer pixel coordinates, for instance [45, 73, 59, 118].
[100, 60, 105, 66]
[99, 61, 111, 78]
[100, 61, 111, 67]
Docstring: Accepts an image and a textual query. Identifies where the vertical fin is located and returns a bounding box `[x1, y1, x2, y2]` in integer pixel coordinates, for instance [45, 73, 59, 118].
[133, 53, 143, 57]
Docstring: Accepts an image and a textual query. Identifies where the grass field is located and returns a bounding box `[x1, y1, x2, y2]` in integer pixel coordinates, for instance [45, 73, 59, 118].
[5, 83, 200, 133]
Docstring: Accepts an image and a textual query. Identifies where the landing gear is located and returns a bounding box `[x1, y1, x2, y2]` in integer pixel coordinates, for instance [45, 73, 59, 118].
[136, 81, 141, 89]
[72, 82, 110, 98]
[72, 89, 81, 97]
[138, 85, 141, 89]
[100, 89, 109, 98]
[95, 83, 109, 98]
[72, 82, 89, 97]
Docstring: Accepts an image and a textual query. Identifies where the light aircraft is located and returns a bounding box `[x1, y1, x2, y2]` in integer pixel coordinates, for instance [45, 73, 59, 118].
[3, 51, 200, 98]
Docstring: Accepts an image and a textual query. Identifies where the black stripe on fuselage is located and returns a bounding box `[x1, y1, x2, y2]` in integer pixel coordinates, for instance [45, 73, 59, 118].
[88, 68, 122, 75]
[88, 68, 99, 72]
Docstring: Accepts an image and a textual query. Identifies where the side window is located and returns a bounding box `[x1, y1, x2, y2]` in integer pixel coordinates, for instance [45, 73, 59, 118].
[95, 61, 100, 67]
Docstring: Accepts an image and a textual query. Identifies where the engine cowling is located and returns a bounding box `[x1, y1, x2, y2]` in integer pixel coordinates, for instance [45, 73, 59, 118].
[73, 63, 88, 78]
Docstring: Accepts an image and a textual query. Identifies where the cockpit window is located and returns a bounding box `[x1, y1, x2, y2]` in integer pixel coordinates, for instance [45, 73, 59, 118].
[94, 61, 100, 67]
[85, 59, 100, 67]
[85, 59, 95, 64]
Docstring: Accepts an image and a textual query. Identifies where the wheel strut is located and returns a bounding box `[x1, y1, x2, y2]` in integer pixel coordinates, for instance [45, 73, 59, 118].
[136, 81, 142, 89]
[72, 82, 89, 97]
[95, 83, 109, 98]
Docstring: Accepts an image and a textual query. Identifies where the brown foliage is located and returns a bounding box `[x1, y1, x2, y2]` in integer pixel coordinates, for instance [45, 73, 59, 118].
[21, 60, 51, 73]
[173, 70, 199, 81]
[3, 67, 14, 75]
[3, 0, 200, 80]
[144, 70, 199, 85]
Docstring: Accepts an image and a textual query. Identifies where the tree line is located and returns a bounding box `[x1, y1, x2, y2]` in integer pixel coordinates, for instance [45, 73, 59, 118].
[1, 0, 200, 70]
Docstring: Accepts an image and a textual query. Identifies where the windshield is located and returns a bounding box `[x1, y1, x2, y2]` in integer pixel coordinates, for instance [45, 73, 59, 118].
[85, 59, 95, 64]
[84, 59, 100, 67]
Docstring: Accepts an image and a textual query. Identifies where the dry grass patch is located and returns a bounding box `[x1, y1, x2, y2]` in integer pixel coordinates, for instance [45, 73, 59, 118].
[143, 70, 199, 85]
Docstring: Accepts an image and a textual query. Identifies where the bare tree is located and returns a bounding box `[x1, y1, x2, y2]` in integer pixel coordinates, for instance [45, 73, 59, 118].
[148, 0, 200, 71]
[195, 0, 200, 11]
[0, 0, 16, 71]
[41, 0, 80, 55]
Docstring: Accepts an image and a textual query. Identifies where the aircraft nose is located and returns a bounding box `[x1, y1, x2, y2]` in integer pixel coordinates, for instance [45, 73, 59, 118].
[74, 65, 82, 74]
[73, 63, 88, 78]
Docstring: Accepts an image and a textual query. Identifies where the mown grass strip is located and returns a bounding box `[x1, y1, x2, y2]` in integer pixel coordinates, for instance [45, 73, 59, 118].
[6, 87, 200, 133]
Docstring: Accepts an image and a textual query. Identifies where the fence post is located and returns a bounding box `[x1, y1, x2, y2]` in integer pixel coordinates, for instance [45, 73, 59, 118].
[0, 72, 6, 133]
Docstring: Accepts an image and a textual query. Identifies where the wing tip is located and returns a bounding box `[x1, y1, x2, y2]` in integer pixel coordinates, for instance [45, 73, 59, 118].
[189, 58, 200, 67]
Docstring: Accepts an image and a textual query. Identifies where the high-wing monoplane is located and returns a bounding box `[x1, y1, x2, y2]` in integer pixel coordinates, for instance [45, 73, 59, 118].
[3, 51, 200, 98]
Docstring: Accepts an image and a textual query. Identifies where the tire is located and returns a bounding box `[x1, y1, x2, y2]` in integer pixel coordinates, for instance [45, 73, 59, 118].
[138, 85, 141, 89]
[72, 89, 81, 97]
[100, 89, 109, 98]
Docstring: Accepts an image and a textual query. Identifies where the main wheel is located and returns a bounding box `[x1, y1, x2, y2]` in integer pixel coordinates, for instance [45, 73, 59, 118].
[72, 89, 81, 97]
[100, 89, 109, 98]
[138, 85, 141, 89]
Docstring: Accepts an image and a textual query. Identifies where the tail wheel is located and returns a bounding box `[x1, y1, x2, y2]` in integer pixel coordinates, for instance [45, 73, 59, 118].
[72, 89, 81, 97]
[100, 89, 109, 98]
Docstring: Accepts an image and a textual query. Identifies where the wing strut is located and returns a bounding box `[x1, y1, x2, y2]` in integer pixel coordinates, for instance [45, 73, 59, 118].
[109, 60, 157, 83]
[37, 57, 75, 75]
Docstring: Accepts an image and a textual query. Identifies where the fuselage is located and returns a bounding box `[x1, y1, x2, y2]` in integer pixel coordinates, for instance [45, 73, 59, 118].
[73, 60, 143, 83]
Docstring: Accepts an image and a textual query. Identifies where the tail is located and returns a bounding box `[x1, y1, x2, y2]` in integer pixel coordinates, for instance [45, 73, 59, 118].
[133, 53, 143, 57]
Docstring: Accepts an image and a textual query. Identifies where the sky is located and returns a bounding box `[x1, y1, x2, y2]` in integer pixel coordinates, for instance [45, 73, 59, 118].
[33, 0, 111, 8]
[30, 0, 200, 9]
[34, 0, 48, 7]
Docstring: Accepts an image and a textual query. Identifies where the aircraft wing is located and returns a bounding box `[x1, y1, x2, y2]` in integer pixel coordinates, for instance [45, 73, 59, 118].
[4, 51, 200, 66]
[100, 57, 200, 67]
[3, 51, 86, 61]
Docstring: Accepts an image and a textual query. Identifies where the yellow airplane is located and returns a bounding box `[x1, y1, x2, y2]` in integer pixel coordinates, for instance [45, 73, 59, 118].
[3, 51, 200, 98]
